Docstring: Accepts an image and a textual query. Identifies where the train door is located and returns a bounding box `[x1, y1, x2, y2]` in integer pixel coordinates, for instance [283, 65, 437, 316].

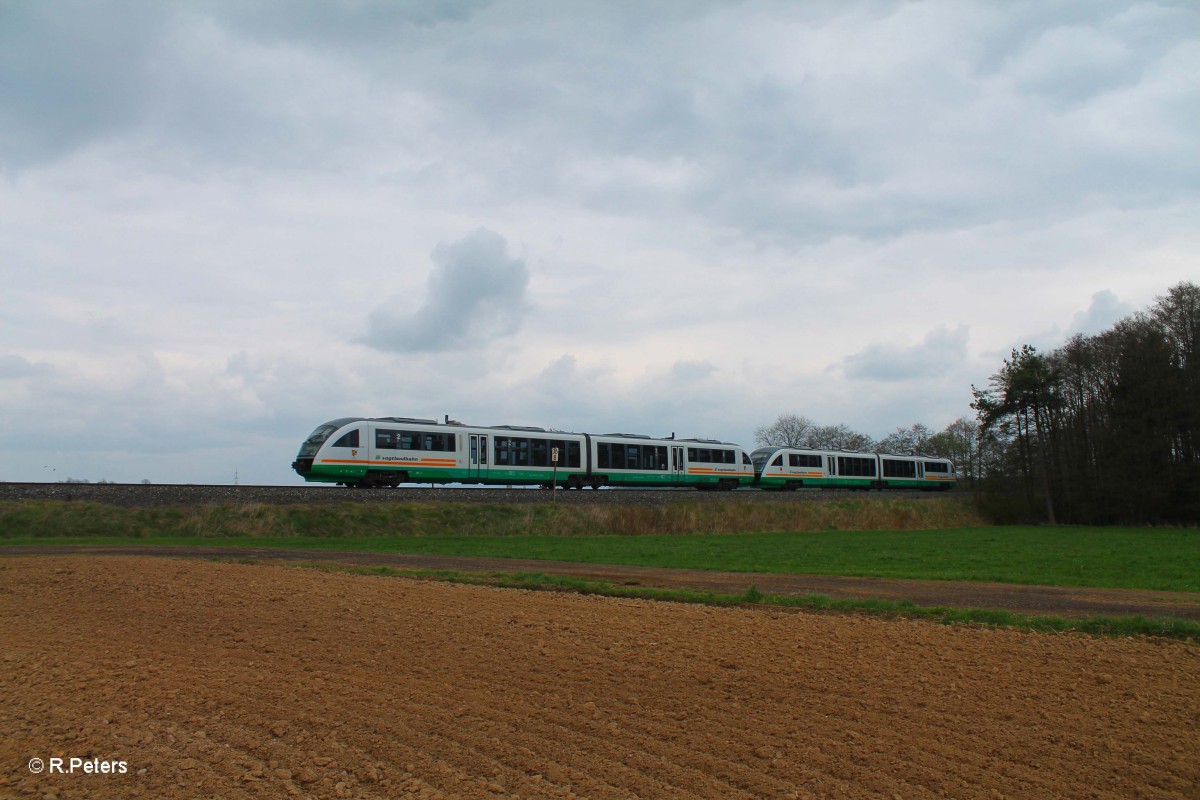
[469, 434, 489, 482]
[671, 446, 686, 481]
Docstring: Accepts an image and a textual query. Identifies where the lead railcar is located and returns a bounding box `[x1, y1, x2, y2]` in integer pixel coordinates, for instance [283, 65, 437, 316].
[293, 417, 755, 490]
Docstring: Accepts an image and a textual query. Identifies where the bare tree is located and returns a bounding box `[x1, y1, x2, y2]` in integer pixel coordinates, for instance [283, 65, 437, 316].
[754, 414, 815, 447]
[755, 415, 874, 451]
[876, 423, 933, 455]
[809, 424, 875, 451]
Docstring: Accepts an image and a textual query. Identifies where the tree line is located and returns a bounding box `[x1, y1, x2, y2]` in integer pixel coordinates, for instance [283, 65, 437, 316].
[756, 281, 1198, 524]
[971, 282, 1198, 524]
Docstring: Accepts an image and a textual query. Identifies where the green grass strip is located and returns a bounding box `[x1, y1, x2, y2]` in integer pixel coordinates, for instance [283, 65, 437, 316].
[266, 561, 1200, 643]
[9, 524, 1198, 592]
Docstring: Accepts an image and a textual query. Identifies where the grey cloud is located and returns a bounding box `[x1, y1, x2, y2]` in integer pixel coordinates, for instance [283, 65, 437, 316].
[0, 1, 169, 169]
[0, 354, 54, 379]
[218, 0, 489, 44]
[842, 325, 969, 382]
[671, 360, 717, 382]
[364, 228, 529, 353]
[8, 1, 1195, 245]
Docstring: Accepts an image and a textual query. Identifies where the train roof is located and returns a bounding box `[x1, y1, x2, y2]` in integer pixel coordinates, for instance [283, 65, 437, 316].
[319, 417, 743, 447]
[752, 445, 952, 460]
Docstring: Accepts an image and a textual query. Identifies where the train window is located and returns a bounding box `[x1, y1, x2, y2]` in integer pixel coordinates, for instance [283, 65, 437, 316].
[568, 441, 581, 468]
[882, 459, 916, 478]
[333, 429, 359, 448]
[837, 456, 877, 477]
[789, 454, 821, 468]
[371, 429, 445, 451]
[597, 442, 611, 469]
[611, 443, 627, 468]
[925, 462, 950, 473]
[742, 453, 752, 465]
[770, 454, 782, 467]
[423, 433, 452, 452]
[493, 436, 553, 467]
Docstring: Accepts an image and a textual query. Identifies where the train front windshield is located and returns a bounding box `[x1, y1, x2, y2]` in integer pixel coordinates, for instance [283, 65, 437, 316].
[297, 423, 341, 457]
[750, 450, 775, 475]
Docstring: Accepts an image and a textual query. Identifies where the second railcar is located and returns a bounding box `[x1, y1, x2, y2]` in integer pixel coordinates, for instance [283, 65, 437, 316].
[751, 447, 956, 491]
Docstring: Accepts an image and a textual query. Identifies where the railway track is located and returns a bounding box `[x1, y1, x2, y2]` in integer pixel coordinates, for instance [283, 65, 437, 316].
[0, 481, 968, 508]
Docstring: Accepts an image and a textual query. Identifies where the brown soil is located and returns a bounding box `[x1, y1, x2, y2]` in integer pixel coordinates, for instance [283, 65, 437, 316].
[2, 557, 1198, 800]
[5, 545, 1200, 621]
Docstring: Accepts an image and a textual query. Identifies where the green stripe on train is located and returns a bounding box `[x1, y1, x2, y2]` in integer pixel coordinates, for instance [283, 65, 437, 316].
[306, 463, 752, 486]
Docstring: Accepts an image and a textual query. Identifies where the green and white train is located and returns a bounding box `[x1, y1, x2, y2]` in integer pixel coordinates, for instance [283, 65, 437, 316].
[292, 416, 755, 490]
[750, 447, 956, 491]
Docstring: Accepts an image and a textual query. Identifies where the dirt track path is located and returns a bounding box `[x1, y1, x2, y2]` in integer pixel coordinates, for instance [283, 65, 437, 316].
[2, 556, 1197, 800]
[5, 544, 1200, 620]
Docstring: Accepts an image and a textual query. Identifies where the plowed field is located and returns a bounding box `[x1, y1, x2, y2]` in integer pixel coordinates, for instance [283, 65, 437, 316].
[1, 556, 1197, 800]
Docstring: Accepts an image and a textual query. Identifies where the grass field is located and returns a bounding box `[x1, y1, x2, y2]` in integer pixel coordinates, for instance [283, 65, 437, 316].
[2, 499, 1196, 592]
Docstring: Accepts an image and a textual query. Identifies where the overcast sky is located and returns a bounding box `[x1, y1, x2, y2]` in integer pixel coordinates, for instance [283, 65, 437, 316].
[2, 0, 1196, 485]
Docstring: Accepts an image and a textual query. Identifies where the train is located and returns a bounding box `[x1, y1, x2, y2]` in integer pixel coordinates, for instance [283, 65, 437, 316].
[292, 416, 957, 491]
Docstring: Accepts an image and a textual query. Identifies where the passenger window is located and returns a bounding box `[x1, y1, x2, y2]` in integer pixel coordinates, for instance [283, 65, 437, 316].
[333, 429, 359, 448]
[612, 444, 626, 467]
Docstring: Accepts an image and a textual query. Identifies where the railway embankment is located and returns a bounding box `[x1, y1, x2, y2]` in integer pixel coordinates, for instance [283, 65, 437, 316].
[0, 481, 970, 508]
[0, 488, 983, 537]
